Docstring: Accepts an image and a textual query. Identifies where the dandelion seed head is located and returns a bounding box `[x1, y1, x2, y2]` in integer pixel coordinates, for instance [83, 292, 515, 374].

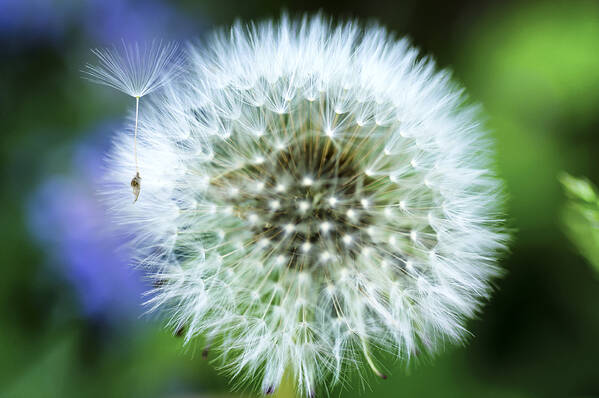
[102, 15, 507, 397]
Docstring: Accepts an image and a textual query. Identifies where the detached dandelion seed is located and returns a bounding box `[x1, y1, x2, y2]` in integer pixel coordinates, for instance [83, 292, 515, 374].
[99, 16, 508, 397]
[84, 40, 184, 202]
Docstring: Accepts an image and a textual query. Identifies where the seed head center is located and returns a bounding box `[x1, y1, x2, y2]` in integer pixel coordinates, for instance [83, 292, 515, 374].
[215, 139, 378, 268]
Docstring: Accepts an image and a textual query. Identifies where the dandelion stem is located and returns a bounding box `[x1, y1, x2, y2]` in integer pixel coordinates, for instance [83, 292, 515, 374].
[361, 337, 387, 379]
[134, 95, 140, 174]
[270, 370, 296, 398]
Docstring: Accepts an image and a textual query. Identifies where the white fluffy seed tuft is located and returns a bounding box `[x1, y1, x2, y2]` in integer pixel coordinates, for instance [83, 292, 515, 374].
[83, 40, 185, 98]
[100, 15, 508, 397]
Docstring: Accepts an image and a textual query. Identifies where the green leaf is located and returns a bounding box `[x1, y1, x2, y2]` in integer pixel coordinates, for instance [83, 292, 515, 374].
[560, 172, 599, 275]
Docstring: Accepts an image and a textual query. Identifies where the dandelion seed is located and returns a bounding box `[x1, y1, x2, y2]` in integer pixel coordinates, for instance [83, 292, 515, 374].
[101, 15, 508, 397]
[202, 346, 210, 359]
[84, 40, 184, 202]
[130, 171, 141, 203]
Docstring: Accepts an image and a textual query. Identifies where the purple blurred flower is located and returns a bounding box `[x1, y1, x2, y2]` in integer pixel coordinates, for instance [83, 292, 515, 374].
[0, 0, 73, 41]
[84, 0, 196, 44]
[0, 0, 198, 45]
[28, 131, 145, 322]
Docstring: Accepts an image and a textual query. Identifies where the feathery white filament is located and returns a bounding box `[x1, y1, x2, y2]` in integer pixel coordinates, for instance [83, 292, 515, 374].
[101, 16, 507, 397]
[83, 40, 184, 98]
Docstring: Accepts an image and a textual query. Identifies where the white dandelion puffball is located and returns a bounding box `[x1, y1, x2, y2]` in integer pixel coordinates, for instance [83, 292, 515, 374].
[101, 16, 507, 397]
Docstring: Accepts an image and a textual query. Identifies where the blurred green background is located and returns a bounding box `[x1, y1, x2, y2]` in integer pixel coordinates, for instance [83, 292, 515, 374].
[1, 0, 599, 397]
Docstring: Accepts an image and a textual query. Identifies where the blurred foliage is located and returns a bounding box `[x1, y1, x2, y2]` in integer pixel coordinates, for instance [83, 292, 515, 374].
[561, 173, 599, 275]
[458, 0, 599, 239]
[2, 0, 599, 397]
